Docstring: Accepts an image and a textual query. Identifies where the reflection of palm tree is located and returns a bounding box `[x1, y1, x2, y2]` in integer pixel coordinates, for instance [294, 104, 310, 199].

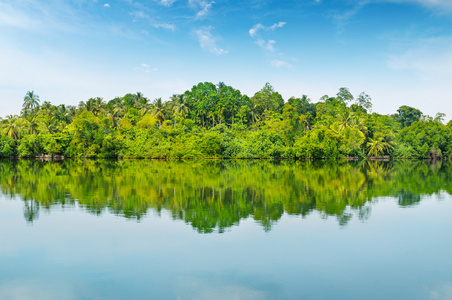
[23, 200, 39, 224]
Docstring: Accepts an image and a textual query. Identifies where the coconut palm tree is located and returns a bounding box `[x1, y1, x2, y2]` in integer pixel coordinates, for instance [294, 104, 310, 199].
[22, 91, 40, 115]
[171, 94, 190, 126]
[107, 106, 123, 129]
[152, 98, 166, 127]
[40, 101, 53, 117]
[1, 115, 22, 139]
[24, 115, 39, 135]
[135, 92, 149, 110]
[367, 133, 395, 158]
[338, 111, 353, 131]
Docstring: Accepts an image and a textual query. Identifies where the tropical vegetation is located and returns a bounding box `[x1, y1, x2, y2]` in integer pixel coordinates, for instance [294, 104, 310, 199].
[1, 83, 450, 159]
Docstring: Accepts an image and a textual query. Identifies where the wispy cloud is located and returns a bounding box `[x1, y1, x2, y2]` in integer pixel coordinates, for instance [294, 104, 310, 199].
[135, 63, 158, 73]
[189, 0, 215, 18]
[249, 24, 264, 37]
[103, 3, 110, 8]
[332, 0, 452, 32]
[248, 22, 286, 37]
[156, 0, 177, 7]
[249, 22, 286, 53]
[194, 26, 228, 55]
[269, 21, 286, 30]
[131, 11, 150, 21]
[387, 36, 452, 79]
[153, 23, 176, 31]
[256, 39, 276, 52]
[248, 21, 291, 68]
[330, 1, 368, 35]
[130, 11, 176, 31]
[385, 0, 452, 12]
[0, 3, 41, 30]
[271, 59, 292, 68]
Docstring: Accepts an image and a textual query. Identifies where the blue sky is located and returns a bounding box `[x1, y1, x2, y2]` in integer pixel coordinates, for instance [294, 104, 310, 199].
[1, 0, 452, 119]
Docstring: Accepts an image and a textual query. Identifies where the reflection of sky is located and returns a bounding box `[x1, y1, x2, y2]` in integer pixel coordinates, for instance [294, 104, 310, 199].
[1, 195, 452, 299]
[1, 1, 452, 120]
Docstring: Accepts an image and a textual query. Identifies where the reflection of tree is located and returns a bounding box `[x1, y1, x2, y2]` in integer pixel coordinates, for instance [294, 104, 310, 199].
[397, 189, 421, 207]
[23, 199, 39, 224]
[0, 159, 450, 231]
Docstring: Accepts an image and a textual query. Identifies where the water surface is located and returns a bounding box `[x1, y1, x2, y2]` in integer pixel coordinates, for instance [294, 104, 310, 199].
[0, 160, 451, 299]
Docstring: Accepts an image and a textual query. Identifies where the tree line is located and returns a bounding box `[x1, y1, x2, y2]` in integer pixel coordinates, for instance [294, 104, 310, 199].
[0, 82, 450, 159]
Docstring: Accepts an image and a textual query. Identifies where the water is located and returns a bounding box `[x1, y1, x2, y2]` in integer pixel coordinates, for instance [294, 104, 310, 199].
[0, 160, 451, 299]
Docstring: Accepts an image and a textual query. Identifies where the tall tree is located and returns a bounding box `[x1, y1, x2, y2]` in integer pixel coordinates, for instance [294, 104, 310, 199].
[393, 105, 423, 128]
[22, 91, 40, 115]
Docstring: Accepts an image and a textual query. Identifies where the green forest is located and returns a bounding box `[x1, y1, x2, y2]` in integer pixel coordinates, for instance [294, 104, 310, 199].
[1, 160, 449, 231]
[1, 82, 450, 159]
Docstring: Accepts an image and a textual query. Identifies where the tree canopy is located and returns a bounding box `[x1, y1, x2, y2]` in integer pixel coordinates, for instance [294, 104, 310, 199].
[0, 83, 449, 159]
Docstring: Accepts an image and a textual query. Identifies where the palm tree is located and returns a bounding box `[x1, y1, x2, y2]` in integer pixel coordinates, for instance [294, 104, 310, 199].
[250, 101, 261, 124]
[23, 91, 40, 115]
[1, 115, 22, 139]
[367, 133, 395, 158]
[338, 111, 353, 131]
[299, 112, 312, 131]
[54, 104, 72, 123]
[152, 98, 166, 127]
[40, 101, 53, 117]
[171, 94, 190, 126]
[91, 97, 104, 116]
[135, 92, 149, 110]
[107, 106, 123, 129]
[24, 115, 39, 134]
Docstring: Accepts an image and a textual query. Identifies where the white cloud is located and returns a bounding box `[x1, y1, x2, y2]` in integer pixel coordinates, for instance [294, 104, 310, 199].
[249, 24, 264, 37]
[271, 59, 292, 68]
[248, 22, 289, 67]
[103, 3, 110, 8]
[386, 0, 452, 11]
[249, 22, 286, 37]
[256, 39, 276, 52]
[153, 23, 176, 31]
[130, 11, 175, 31]
[157, 0, 177, 6]
[269, 21, 286, 30]
[189, 0, 215, 18]
[136, 63, 158, 73]
[131, 11, 149, 20]
[194, 26, 228, 55]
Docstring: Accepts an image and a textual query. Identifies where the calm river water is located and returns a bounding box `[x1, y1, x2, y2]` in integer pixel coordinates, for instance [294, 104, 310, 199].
[0, 159, 451, 299]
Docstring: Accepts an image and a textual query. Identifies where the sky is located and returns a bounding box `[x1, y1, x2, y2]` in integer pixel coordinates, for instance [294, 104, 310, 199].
[1, 0, 452, 119]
